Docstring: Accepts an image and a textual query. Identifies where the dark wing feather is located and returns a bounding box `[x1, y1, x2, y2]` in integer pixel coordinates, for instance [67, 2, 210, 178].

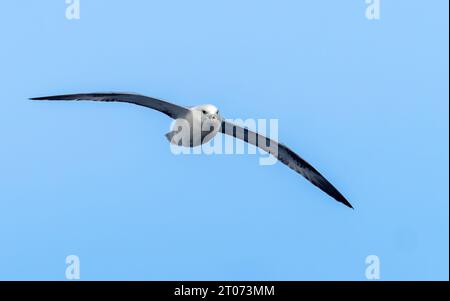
[31, 93, 189, 119]
[220, 120, 353, 208]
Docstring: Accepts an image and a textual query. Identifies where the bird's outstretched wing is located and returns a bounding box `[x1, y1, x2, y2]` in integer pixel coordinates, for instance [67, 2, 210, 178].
[31, 93, 189, 119]
[220, 120, 353, 208]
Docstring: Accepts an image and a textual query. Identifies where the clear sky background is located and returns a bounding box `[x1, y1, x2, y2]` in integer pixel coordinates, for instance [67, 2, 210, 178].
[0, 1, 448, 280]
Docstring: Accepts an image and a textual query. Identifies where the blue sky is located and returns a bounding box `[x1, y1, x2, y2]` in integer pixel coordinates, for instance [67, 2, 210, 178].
[0, 1, 448, 280]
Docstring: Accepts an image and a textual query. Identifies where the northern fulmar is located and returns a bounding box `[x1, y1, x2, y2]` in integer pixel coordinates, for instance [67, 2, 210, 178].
[31, 92, 353, 209]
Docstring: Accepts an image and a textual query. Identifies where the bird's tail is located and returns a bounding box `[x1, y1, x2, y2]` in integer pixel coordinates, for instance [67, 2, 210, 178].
[165, 131, 183, 146]
[165, 131, 175, 142]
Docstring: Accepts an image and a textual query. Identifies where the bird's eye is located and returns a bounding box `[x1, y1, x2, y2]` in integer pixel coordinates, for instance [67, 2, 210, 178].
[202, 110, 207, 114]
[217, 110, 219, 114]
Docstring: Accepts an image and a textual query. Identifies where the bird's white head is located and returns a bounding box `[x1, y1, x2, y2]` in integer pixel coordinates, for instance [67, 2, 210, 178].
[191, 104, 221, 123]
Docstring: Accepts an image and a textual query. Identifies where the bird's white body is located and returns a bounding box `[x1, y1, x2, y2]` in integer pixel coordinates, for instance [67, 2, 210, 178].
[167, 104, 221, 147]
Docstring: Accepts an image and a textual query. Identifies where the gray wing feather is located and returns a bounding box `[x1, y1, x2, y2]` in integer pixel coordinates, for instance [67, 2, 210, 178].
[220, 120, 353, 208]
[31, 93, 189, 119]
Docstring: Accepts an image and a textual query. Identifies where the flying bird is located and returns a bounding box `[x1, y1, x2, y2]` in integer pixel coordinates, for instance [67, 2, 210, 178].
[31, 93, 353, 209]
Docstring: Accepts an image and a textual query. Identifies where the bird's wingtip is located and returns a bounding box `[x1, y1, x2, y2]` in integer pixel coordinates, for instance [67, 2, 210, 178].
[342, 199, 354, 210]
[30, 96, 45, 100]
